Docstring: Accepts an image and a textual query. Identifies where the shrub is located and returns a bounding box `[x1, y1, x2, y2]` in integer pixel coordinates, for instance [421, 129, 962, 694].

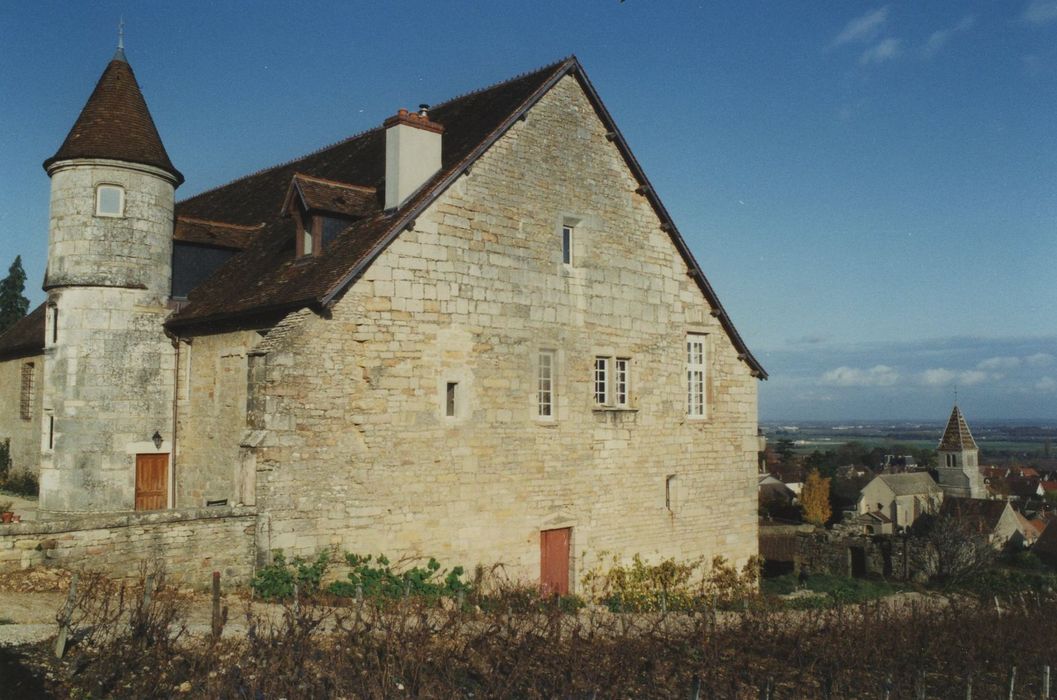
[2, 470, 38, 497]
[251, 550, 330, 600]
[327, 553, 470, 602]
[0, 440, 9, 482]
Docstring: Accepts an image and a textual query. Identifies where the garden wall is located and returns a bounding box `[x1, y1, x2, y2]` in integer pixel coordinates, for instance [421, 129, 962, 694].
[761, 529, 933, 583]
[0, 506, 256, 589]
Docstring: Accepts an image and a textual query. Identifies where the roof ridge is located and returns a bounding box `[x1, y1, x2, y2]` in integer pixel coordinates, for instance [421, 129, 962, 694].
[175, 215, 265, 230]
[179, 57, 575, 209]
[292, 172, 377, 192]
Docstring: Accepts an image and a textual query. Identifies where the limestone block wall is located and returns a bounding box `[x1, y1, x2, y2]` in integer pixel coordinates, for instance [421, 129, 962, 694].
[0, 506, 257, 589]
[236, 75, 760, 587]
[174, 330, 260, 507]
[40, 159, 177, 513]
[0, 354, 43, 474]
[39, 287, 176, 512]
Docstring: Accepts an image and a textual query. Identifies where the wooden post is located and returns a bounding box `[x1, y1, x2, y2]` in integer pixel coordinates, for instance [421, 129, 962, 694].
[143, 573, 155, 609]
[1043, 664, 1051, 699]
[883, 673, 893, 700]
[1007, 666, 1016, 700]
[211, 571, 223, 640]
[53, 572, 79, 659]
[915, 670, 926, 700]
[965, 672, 973, 700]
[688, 674, 701, 700]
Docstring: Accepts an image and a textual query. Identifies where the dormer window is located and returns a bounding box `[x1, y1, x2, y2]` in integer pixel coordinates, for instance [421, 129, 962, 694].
[282, 173, 380, 259]
[96, 184, 124, 217]
[297, 212, 318, 257]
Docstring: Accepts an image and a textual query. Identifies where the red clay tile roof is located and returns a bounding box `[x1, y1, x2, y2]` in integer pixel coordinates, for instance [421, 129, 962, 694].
[165, 57, 766, 378]
[282, 174, 379, 219]
[174, 217, 262, 251]
[940, 497, 1011, 531]
[43, 56, 183, 185]
[939, 405, 978, 451]
[0, 303, 46, 360]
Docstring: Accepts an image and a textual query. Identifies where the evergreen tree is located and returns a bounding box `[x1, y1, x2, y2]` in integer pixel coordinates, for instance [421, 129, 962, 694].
[0, 256, 30, 334]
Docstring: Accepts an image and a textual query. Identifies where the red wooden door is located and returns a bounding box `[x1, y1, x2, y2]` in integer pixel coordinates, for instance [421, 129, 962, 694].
[540, 527, 571, 596]
[135, 454, 168, 511]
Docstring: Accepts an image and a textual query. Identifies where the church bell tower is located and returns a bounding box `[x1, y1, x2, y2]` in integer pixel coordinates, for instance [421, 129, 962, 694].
[935, 404, 986, 499]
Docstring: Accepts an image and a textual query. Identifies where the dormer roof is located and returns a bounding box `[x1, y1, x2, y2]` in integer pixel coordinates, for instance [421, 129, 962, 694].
[281, 174, 379, 219]
[939, 405, 978, 452]
[43, 54, 183, 185]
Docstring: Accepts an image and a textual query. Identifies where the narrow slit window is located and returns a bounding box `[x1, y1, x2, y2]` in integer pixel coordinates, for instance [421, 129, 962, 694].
[446, 382, 457, 417]
[561, 224, 573, 265]
[538, 351, 554, 418]
[48, 415, 55, 450]
[51, 305, 58, 344]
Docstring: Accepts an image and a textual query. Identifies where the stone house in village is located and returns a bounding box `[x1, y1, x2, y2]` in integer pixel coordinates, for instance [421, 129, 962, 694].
[857, 472, 944, 532]
[0, 49, 765, 592]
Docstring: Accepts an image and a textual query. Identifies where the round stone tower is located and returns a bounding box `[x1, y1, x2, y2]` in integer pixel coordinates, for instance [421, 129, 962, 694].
[39, 47, 183, 512]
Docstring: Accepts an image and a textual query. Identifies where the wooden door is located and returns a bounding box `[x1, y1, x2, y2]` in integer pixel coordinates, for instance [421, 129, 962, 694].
[135, 454, 168, 511]
[540, 527, 571, 596]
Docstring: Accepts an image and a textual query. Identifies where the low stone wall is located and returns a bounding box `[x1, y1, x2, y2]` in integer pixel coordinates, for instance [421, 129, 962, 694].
[0, 506, 257, 589]
[761, 528, 933, 583]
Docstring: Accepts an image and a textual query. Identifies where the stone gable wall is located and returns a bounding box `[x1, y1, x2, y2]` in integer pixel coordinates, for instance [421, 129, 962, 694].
[231, 75, 759, 587]
[0, 354, 43, 475]
[0, 506, 256, 589]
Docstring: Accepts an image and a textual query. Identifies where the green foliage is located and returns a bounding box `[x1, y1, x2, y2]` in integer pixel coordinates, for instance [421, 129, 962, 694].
[0, 256, 29, 335]
[251, 550, 330, 600]
[0, 440, 9, 482]
[581, 553, 760, 612]
[762, 572, 905, 608]
[957, 566, 1057, 600]
[328, 553, 470, 601]
[1, 470, 38, 498]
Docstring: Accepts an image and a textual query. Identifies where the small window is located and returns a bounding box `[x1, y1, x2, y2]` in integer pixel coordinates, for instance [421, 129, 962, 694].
[446, 382, 458, 417]
[48, 415, 55, 450]
[561, 224, 573, 265]
[538, 351, 554, 418]
[593, 357, 609, 405]
[666, 474, 678, 512]
[615, 358, 629, 407]
[50, 304, 58, 344]
[686, 334, 707, 418]
[96, 185, 124, 217]
[19, 362, 34, 421]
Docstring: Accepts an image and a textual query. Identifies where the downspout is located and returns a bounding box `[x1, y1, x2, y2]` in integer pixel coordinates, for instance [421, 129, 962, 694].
[166, 328, 181, 509]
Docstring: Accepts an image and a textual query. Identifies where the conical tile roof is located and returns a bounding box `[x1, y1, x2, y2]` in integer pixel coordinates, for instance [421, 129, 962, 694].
[939, 405, 978, 451]
[43, 54, 182, 184]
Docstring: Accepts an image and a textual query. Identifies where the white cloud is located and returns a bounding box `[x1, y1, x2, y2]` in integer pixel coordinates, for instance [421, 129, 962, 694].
[860, 38, 902, 65]
[1036, 376, 1057, 392]
[977, 356, 1021, 371]
[1027, 352, 1055, 367]
[923, 15, 975, 57]
[922, 368, 957, 386]
[921, 368, 991, 386]
[821, 365, 899, 387]
[832, 7, 890, 47]
[1023, 0, 1057, 25]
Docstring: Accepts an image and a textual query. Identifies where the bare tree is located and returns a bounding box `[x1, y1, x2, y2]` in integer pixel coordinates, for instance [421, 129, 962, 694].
[916, 513, 996, 586]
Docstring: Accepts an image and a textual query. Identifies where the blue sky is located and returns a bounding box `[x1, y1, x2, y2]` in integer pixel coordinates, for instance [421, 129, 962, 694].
[1, 2, 1054, 421]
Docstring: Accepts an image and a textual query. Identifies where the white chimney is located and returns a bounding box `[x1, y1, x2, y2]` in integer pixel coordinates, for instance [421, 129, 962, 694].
[384, 106, 443, 210]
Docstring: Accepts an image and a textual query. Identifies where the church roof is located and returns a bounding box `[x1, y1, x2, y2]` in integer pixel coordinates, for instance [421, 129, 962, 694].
[43, 55, 183, 185]
[939, 405, 978, 452]
[875, 472, 943, 497]
[165, 57, 766, 378]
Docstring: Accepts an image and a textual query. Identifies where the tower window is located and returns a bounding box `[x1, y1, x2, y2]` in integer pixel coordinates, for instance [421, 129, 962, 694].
[96, 184, 125, 217]
[561, 224, 573, 265]
[19, 362, 34, 421]
[445, 382, 458, 417]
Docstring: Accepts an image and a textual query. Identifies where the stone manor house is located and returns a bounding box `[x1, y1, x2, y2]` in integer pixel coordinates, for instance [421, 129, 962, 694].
[0, 48, 765, 592]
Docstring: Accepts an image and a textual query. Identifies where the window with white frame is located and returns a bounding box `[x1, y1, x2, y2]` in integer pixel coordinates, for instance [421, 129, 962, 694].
[686, 334, 707, 417]
[594, 357, 609, 405]
[95, 184, 125, 217]
[594, 356, 631, 408]
[538, 350, 555, 418]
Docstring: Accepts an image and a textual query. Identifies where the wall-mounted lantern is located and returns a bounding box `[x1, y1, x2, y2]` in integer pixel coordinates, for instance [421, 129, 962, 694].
[152, 431, 163, 450]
